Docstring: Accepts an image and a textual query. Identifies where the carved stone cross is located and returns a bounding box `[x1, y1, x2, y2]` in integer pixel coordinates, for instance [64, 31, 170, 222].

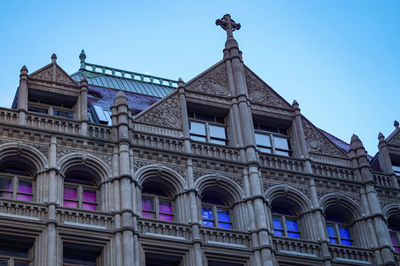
[216, 14, 241, 39]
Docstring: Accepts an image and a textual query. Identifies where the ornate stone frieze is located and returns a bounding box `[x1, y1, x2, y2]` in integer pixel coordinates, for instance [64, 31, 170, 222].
[186, 63, 230, 97]
[135, 95, 182, 130]
[56, 147, 77, 160]
[302, 117, 346, 158]
[245, 68, 290, 109]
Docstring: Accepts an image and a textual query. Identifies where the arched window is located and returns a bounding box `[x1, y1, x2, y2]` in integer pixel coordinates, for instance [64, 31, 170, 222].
[63, 168, 98, 211]
[142, 187, 173, 222]
[388, 214, 400, 253]
[201, 194, 232, 230]
[0, 167, 33, 202]
[271, 198, 301, 239]
[325, 206, 352, 246]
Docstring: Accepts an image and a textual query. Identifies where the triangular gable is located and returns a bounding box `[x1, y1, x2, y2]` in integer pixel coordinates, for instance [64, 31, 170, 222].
[244, 66, 292, 110]
[301, 116, 348, 158]
[30, 63, 78, 86]
[386, 128, 400, 146]
[184, 60, 231, 98]
[133, 91, 182, 130]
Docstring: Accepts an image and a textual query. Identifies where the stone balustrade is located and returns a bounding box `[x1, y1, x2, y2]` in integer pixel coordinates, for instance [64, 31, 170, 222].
[0, 199, 47, 221]
[259, 154, 305, 172]
[56, 207, 114, 230]
[329, 244, 375, 264]
[200, 227, 251, 248]
[312, 163, 357, 182]
[0, 108, 18, 124]
[133, 133, 184, 153]
[272, 236, 321, 258]
[373, 172, 394, 188]
[26, 113, 81, 135]
[88, 123, 112, 140]
[191, 142, 240, 161]
[138, 219, 192, 240]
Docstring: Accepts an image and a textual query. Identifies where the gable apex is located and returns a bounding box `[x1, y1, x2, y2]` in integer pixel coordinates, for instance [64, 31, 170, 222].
[29, 62, 78, 86]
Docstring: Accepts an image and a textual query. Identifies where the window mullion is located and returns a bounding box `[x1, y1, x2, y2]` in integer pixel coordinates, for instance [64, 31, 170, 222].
[13, 175, 18, 199]
[214, 206, 218, 226]
[78, 185, 83, 208]
[282, 216, 287, 236]
[335, 224, 341, 244]
[155, 197, 160, 219]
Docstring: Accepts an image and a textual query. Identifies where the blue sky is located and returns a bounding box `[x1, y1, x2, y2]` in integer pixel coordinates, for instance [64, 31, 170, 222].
[0, 0, 399, 155]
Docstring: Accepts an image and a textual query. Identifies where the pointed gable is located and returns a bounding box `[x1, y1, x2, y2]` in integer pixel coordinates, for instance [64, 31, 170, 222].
[134, 91, 182, 130]
[30, 63, 78, 86]
[244, 66, 292, 110]
[302, 116, 347, 158]
[386, 128, 400, 146]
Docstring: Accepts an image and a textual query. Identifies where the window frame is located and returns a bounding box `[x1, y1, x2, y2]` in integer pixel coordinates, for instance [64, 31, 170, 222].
[28, 101, 74, 119]
[141, 193, 174, 222]
[0, 256, 30, 266]
[254, 123, 291, 156]
[272, 214, 301, 239]
[389, 228, 400, 253]
[0, 172, 34, 202]
[201, 203, 232, 230]
[326, 222, 352, 246]
[63, 181, 98, 211]
[188, 112, 228, 146]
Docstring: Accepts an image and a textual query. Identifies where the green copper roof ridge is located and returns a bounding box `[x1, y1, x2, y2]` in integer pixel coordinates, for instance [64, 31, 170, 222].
[81, 61, 178, 88]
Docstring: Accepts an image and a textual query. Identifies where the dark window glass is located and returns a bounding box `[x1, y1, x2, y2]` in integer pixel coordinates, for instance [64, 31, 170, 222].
[53, 109, 73, 118]
[28, 105, 48, 114]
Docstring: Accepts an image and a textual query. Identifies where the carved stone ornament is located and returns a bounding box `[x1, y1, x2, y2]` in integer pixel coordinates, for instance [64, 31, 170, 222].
[186, 63, 230, 97]
[31, 66, 52, 81]
[302, 117, 345, 157]
[387, 131, 400, 146]
[30, 64, 76, 85]
[135, 95, 182, 129]
[245, 68, 290, 109]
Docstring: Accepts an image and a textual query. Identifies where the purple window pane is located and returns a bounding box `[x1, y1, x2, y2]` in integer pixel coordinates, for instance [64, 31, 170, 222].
[142, 211, 155, 219]
[394, 247, 399, 253]
[82, 203, 97, 211]
[160, 214, 173, 221]
[287, 232, 300, 239]
[17, 194, 32, 201]
[218, 222, 232, 229]
[142, 198, 154, 211]
[202, 207, 213, 220]
[83, 190, 97, 203]
[0, 177, 12, 190]
[341, 239, 352, 246]
[217, 209, 231, 223]
[0, 191, 12, 198]
[274, 230, 283, 236]
[339, 227, 351, 239]
[326, 225, 336, 237]
[203, 220, 214, 227]
[18, 181, 32, 194]
[391, 234, 398, 246]
[64, 187, 77, 200]
[64, 200, 77, 208]
[273, 217, 282, 230]
[329, 238, 337, 244]
[286, 219, 299, 232]
[159, 201, 173, 214]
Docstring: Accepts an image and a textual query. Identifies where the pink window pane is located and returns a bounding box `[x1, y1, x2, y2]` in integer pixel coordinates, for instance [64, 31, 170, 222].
[17, 194, 32, 201]
[391, 234, 398, 246]
[64, 187, 77, 200]
[159, 201, 173, 214]
[142, 211, 155, 219]
[160, 214, 173, 221]
[83, 190, 97, 203]
[83, 203, 97, 211]
[64, 200, 77, 208]
[18, 181, 32, 194]
[142, 198, 154, 211]
[0, 191, 12, 198]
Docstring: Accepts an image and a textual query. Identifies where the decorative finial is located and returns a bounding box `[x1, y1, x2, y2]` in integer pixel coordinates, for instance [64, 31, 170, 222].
[378, 132, 385, 142]
[216, 14, 241, 39]
[51, 53, 57, 63]
[20, 65, 28, 73]
[177, 78, 184, 85]
[350, 134, 364, 150]
[395, 120, 399, 129]
[79, 50, 86, 62]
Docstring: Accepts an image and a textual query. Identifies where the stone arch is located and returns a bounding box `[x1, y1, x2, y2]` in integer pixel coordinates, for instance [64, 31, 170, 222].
[0, 142, 48, 174]
[136, 164, 186, 195]
[383, 203, 400, 220]
[319, 193, 363, 221]
[195, 173, 244, 204]
[265, 184, 312, 214]
[58, 152, 112, 184]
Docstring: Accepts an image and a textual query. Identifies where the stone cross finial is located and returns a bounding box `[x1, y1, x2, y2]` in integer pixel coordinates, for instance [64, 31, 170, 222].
[216, 14, 241, 39]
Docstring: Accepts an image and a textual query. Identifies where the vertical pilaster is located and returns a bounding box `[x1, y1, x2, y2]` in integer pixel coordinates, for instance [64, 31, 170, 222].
[79, 76, 88, 135]
[17, 65, 28, 126]
[378, 132, 398, 188]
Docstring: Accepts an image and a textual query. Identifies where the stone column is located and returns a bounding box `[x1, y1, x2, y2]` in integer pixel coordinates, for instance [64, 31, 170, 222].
[378, 132, 398, 188]
[79, 76, 88, 135]
[17, 65, 28, 126]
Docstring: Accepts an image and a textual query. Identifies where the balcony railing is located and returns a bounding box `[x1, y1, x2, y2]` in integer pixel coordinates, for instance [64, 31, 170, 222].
[191, 142, 240, 161]
[312, 163, 357, 182]
[56, 207, 114, 230]
[200, 227, 251, 248]
[0, 108, 18, 124]
[26, 113, 81, 135]
[88, 123, 112, 140]
[329, 244, 375, 264]
[272, 236, 321, 258]
[373, 172, 394, 188]
[259, 154, 305, 172]
[0, 199, 47, 221]
[138, 219, 192, 240]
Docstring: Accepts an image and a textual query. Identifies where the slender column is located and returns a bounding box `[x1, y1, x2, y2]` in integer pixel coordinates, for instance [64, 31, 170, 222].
[79, 76, 88, 135]
[378, 132, 399, 188]
[17, 65, 28, 125]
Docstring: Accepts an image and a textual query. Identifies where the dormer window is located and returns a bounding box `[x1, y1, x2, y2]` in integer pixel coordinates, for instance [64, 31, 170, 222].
[189, 111, 227, 145]
[254, 123, 291, 156]
[27, 89, 76, 119]
[28, 101, 74, 119]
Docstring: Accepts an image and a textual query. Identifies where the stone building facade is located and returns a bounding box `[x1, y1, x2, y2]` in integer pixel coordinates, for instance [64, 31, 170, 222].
[0, 14, 399, 266]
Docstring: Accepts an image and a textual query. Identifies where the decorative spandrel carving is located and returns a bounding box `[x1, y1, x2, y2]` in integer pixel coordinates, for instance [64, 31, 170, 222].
[302, 117, 346, 158]
[56, 148, 76, 160]
[135, 95, 182, 130]
[56, 68, 75, 84]
[193, 168, 243, 189]
[31, 66, 52, 81]
[186, 63, 230, 97]
[387, 131, 400, 146]
[30, 64, 77, 85]
[245, 68, 291, 109]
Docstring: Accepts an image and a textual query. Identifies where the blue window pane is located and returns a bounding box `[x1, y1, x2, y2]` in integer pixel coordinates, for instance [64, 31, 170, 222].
[326, 225, 336, 237]
[218, 222, 232, 229]
[202, 207, 213, 220]
[274, 230, 283, 236]
[286, 219, 299, 232]
[329, 238, 337, 244]
[341, 239, 352, 246]
[217, 209, 230, 223]
[339, 227, 351, 239]
[203, 220, 214, 227]
[273, 217, 282, 230]
[287, 232, 300, 239]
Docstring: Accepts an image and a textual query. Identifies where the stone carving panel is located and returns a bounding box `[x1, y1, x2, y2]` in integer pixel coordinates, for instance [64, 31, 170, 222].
[56, 68, 75, 84]
[302, 117, 345, 157]
[135, 95, 182, 130]
[245, 68, 290, 109]
[193, 168, 243, 189]
[387, 131, 400, 146]
[186, 63, 230, 97]
[31, 66, 52, 81]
